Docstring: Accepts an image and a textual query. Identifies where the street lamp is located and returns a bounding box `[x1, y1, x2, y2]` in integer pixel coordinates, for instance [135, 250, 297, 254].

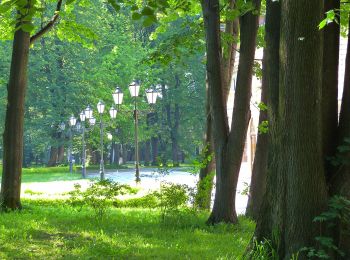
[89, 116, 96, 126]
[109, 106, 117, 119]
[128, 81, 141, 182]
[112, 87, 124, 106]
[97, 100, 105, 180]
[85, 105, 93, 119]
[146, 88, 159, 105]
[79, 108, 97, 179]
[68, 115, 77, 173]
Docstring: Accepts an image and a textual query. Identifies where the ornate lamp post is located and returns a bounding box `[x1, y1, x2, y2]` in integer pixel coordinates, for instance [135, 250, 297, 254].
[97, 100, 106, 180]
[116, 82, 158, 183]
[68, 115, 77, 173]
[128, 81, 141, 182]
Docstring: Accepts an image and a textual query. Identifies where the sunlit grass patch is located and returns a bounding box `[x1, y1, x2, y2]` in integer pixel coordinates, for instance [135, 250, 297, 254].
[0, 200, 254, 259]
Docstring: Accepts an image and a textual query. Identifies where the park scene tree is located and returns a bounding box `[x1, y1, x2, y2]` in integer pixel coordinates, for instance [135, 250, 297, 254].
[0, 0, 349, 259]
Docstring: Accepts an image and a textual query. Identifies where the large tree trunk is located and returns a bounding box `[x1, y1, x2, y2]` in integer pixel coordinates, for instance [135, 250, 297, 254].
[197, 0, 239, 210]
[255, 1, 328, 258]
[47, 146, 58, 167]
[322, 0, 340, 178]
[330, 16, 350, 257]
[222, 0, 239, 103]
[114, 143, 120, 166]
[246, 70, 268, 220]
[280, 2, 327, 256]
[201, 0, 231, 222]
[151, 137, 159, 166]
[202, 0, 261, 224]
[57, 145, 64, 164]
[1, 28, 30, 210]
[253, 0, 281, 245]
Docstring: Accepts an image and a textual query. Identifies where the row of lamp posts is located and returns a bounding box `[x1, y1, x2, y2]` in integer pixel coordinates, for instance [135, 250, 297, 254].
[61, 81, 159, 182]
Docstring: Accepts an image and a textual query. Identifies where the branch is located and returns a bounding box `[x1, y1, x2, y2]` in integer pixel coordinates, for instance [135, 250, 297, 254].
[30, 0, 63, 44]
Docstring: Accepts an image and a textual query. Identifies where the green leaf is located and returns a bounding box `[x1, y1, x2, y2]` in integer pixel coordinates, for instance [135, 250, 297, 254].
[21, 23, 35, 33]
[107, 0, 120, 12]
[0, 1, 13, 13]
[132, 12, 142, 20]
[141, 6, 154, 16]
[130, 5, 138, 11]
[66, 0, 76, 5]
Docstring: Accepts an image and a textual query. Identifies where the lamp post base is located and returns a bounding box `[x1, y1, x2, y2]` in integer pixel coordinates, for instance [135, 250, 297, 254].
[82, 166, 86, 179]
[100, 170, 105, 181]
[135, 168, 140, 183]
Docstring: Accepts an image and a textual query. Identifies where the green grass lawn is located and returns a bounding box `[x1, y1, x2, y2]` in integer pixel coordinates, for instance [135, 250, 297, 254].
[0, 166, 83, 183]
[0, 200, 254, 259]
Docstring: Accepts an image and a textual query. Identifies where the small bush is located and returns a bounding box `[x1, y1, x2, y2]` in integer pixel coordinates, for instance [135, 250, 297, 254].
[300, 196, 350, 259]
[24, 189, 43, 196]
[153, 182, 190, 220]
[115, 193, 159, 208]
[68, 179, 135, 219]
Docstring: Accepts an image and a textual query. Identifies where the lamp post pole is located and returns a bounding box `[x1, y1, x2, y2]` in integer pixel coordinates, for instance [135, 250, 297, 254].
[99, 113, 105, 180]
[81, 122, 86, 178]
[68, 115, 77, 173]
[134, 96, 140, 183]
[97, 101, 106, 181]
[69, 128, 73, 173]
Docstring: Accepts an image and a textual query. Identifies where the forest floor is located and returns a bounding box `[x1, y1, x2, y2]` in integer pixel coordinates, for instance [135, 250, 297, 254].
[0, 199, 254, 259]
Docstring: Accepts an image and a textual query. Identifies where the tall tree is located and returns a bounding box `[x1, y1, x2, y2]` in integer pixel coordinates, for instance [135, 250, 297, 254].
[322, 0, 340, 177]
[245, 74, 268, 220]
[201, 0, 261, 223]
[254, 1, 329, 258]
[1, 0, 63, 209]
[197, 0, 239, 210]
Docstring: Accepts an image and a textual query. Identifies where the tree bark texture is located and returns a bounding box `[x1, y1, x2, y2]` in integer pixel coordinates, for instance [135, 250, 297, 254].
[197, 2, 239, 210]
[253, 0, 281, 246]
[57, 144, 64, 164]
[1, 27, 31, 210]
[330, 16, 350, 257]
[114, 143, 120, 166]
[222, 0, 239, 104]
[47, 146, 58, 167]
[255, 1, 328, 258]
[322, 0, 340, 178]
[280, 1, 328, 255]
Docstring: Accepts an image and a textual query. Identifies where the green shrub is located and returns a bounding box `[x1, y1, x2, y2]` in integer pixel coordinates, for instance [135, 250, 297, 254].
[300, 196, 350, 259]
[24, 189, 43, 196]
[153, 182, 190, 220]
[115, 193, 159, 208]
[68, 179, 135, 219]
